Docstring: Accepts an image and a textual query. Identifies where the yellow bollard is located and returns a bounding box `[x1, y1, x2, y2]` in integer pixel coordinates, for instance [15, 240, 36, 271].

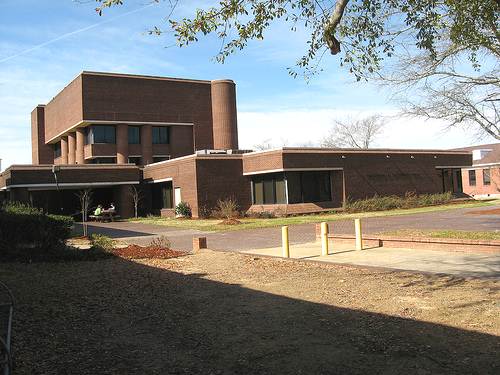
[282, 226, 290, 258]
[355, 218, 363, 250]
[321, 222, 329, 256]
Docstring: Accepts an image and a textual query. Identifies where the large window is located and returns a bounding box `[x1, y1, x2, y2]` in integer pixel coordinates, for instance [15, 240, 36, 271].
[128, 126, 140, 144]
[152, 126, 169, 144]
[86, 125, 116, 144]
[90, 157, 116, 164]
[483, 169, 491, 185]
[288, 171, 332, 203]
[252, 173, 286, 204]
[153, 156, 170, 163]
[152, 181, 173, 209]
[468, 170, 476, 186]
[54, 142, 61, 158]
[128, 156, 142, 165]
[251, 171, 332, 205]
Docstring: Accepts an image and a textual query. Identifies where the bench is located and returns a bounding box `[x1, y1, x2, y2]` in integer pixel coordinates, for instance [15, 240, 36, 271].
[0, 282, 13, 375]
[89, 213, 121, 222]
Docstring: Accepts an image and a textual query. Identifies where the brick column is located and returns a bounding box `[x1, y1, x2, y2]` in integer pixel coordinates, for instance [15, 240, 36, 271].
[76, 128, 85, 164]
[67, 132, 76, 164]
[141, 125, 153, 165]
[116, 124, 129, 164]
[60, 136, 68, 164]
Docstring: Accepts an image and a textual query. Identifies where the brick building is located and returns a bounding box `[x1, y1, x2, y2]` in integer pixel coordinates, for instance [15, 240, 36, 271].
[454, 143, 500, 199]
[0, 71, 473, 218]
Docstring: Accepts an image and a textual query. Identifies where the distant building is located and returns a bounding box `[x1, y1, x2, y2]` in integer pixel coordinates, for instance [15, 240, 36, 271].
[454, 143, 500, 199]
[0, 71, 473, 217]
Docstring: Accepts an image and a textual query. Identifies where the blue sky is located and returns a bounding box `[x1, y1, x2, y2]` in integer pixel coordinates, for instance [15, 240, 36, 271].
[0, 0, 493, 170]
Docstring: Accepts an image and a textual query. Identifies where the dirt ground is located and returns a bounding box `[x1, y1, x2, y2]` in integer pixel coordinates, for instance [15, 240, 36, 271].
[1, 250, 499, 374]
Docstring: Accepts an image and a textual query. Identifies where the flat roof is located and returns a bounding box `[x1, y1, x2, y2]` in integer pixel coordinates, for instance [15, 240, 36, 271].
[243, 147, 472, 156]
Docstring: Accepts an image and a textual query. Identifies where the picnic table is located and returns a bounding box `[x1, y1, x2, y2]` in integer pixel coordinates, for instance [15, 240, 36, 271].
[89, 210, 120, 222]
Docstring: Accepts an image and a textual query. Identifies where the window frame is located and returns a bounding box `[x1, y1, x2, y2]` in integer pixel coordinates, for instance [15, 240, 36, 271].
[54, 142, 61, 158]
[483, 168, 491, 185]
[128, 126, 141, 144]
[152, 126, 169, 144]
[87, 125, 116, 144]
[468, 170, 476, 186]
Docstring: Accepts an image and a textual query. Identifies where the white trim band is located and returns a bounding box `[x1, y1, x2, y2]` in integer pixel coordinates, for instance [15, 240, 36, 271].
[6, 181, 139, 190]
[243, 167, 344, 176]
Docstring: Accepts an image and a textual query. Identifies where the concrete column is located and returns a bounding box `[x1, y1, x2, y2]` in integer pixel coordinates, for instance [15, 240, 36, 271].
[141, 124, 153, 165]
[116, 124, 129, 164]
[60, 136, 68, 164]
[76, 128, 85, 164]
[67, 132, 76, 164]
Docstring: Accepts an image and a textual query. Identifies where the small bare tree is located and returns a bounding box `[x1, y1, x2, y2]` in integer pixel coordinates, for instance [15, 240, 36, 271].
[128, 185, 143, 218]
[76, 189, 93, 237]
[321, 115, 386, 149]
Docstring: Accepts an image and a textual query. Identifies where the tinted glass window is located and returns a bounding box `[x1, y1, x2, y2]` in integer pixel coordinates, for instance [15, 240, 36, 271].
[251, 173, 286, 204]
[253, 180, 264, 204]
[54, 142, 61, 158]
[153, 156, 170, 163]
[483, 169, 491, 185]
[468, 170, 476, 186]
[91, 157, 116, 164]
[89, 125, 116, 144]
[152, 127, 169, 144]
[128, 126, 140, 144]
[128, 156, 142, 165]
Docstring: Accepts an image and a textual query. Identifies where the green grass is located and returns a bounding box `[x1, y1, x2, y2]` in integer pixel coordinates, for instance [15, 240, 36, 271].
[379, 229, 500, 241]
[129, 199, 500, 232]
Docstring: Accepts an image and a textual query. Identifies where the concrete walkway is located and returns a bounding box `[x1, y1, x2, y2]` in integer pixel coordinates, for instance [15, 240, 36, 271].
[241, 241, 500, 278]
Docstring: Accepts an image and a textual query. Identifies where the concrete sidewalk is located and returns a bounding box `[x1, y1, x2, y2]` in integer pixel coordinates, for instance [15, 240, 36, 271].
[240, 241, 500, 278]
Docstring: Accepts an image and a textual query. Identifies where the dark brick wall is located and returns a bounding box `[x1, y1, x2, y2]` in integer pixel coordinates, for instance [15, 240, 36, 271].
[44, 75, 83, 142]
[31, 106, 53, 165]
[243, 149, 472, 200]
[143, 156, 199, 215]
[6, 165, 140, 186]
[81, 73, 214, 150]
[195, 157, 251, 214]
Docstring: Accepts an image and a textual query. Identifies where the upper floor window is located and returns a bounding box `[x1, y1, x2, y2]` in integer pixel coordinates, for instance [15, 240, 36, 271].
[152, 126, 169, 144]
[468, 170, 476, 186]
[483, 169, 491, 185]
[128, 126, 140, 144]
[86, 125, 116, 144]
[54, 142, 61, 158]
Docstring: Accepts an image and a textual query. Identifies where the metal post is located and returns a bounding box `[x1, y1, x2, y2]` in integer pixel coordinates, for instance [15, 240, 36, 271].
[321, 222, 329, 256]
[282, 226, 290, 258]
[355, 218, 363, 250]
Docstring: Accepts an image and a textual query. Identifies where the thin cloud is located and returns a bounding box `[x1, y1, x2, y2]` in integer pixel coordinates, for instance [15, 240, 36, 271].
[0, 3, 155, 64]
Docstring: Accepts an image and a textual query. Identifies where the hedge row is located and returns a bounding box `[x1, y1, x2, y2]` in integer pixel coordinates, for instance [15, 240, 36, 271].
[345, 192, 454, 213]
[0, 202, 74, 253]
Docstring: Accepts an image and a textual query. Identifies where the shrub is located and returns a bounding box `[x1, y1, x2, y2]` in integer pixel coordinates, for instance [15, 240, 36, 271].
[212, 197, 239, 219]
[89, 234, 115, 252]
[175, 201, 192, 218]
[0, 202, 73, 252]
[246, 210, 276, 219]
[149, 235, 171, 249]
[345, 192, 454, 213]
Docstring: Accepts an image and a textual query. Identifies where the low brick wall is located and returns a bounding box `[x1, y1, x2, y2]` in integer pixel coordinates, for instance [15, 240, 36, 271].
[327, 235, 500, 254]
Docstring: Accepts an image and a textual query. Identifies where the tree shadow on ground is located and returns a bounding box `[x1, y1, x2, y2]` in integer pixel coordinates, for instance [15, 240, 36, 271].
[2, 257, 499, 374]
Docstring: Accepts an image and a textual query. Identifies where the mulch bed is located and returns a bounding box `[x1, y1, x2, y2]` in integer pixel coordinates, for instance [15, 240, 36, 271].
[219, 218, 242, 225]
[467, 208, 500, 215]
[111, 245, 187, 259]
